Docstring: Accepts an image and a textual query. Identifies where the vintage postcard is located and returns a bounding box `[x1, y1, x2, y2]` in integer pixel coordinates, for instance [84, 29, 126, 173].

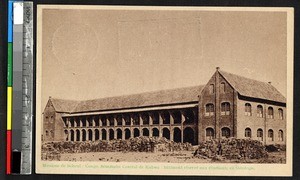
[36, 5, 294, 176]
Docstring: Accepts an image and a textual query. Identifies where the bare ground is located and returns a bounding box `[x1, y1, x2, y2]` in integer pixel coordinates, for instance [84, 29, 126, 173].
[59, 150, 286, 164]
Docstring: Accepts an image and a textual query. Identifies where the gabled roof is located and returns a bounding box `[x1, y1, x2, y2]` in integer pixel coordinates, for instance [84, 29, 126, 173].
[219, 70, 286, 103]
[49, 98, 80, 113]
[49, 85, 204, 113]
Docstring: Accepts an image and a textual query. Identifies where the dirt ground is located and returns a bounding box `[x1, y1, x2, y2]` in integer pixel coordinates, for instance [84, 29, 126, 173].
[60, 150, 286, 164]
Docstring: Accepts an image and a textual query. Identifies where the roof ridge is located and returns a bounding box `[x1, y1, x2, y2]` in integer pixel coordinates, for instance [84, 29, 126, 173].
[78, 85, 205, 102]
[219, 70, 271, 85]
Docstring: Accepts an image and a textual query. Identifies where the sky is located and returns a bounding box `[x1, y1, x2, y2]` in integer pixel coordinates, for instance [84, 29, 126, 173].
[39, 7, 288, 110]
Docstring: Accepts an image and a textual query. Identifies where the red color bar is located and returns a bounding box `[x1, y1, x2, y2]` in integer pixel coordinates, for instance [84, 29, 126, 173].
[6, 130, 12, 174]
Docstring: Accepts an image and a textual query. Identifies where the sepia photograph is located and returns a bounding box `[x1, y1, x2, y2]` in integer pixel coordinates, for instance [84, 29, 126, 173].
[36, 5, 293, 176]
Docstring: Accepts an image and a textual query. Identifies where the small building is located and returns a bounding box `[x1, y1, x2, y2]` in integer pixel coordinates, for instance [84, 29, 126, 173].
[42, 68, 286, 145]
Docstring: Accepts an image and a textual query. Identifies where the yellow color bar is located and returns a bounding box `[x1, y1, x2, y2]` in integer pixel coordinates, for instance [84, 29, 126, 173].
[7, 87, 12, 130]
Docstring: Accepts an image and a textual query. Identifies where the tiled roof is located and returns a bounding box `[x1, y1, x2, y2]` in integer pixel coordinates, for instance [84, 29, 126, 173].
[50, 85, 204, 113]
[219, 70, 286, 103]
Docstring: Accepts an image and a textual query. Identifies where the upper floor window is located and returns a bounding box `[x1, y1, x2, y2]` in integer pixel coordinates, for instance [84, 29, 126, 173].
[45, 130, 49, 136]
[205, 103, 214, 116]
[221, 102, 230, 115]
[257, 105, 263, 118]
[267, 107, 274, 119]
[245, 103, 252, 116]
[50, 130, 54, 138]
[278, 130, 284, 141]
[245, 128, 251, 138]
[209, 84, 214, 94]
[220, 82, 225, 93]
[278, 108, 284, 120]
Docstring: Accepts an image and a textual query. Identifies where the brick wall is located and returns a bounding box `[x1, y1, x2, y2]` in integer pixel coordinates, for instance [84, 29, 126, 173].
[236, 97, 286, 145]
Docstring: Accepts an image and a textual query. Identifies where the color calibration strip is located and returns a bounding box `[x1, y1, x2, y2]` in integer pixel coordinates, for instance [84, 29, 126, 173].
[7, 0, 13, 174]
[7, 1, 34, 175]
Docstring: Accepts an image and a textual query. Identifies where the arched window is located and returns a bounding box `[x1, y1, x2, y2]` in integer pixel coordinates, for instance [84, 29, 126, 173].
[205, 104, 214, 116]
[257, 105, 263, 118]
[206, 128, 214, 140]
[209, 84, 214, 94]
[245, 103, 252, 116]
[257, 129, 263, 141]
[221, 127, 230, 138]
[278, 130, 284, 141]
[245, 128, 251, 138]
[221, 102, 230, 115]
[45, 130, 49, 137]
[268, 129, 274, 141]
[268, 107, 274, 119]
[278, 108, 284, 120]
[220, 82, 225, 93]
[50, 130, 54, 138]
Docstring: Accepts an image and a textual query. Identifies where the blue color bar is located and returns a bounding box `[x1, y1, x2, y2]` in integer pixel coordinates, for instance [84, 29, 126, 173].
[8, 1, 13, 43]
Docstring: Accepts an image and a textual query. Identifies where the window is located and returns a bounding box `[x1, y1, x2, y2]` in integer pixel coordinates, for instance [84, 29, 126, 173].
[257, 105, 263, 118]
[45, 130, 49, 137]
[209, 84, 214, 94]
[268, 129, 274, 141]
[221, 102, 230, 115]
[278, 108, 284, 120]
[206, 128, 214, 140]
[268, 107, 274, 119]
[205, 104, 214, 116]
[50, 130, 54, 138]
[245, 128, 251, 138]
[278, 130, 284, 141]
[50, 116, 54, 123]
[257, 129, 263, 141]
[221, 127, 230, 138]
[220, 82, 225, 93]
[245, 103, 252, 116]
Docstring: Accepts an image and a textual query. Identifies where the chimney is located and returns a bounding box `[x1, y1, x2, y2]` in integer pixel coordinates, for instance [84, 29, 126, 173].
[216, 67, 220, 71]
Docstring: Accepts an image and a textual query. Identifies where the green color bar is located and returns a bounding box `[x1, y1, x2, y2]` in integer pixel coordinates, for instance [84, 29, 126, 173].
[7, 43, 12, 87]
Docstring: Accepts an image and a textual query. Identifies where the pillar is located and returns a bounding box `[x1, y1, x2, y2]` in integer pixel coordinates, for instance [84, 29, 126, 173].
[170, 111, 174, 125]
[180, 111, 185, 143]
[67, 130, 70, 141]
[114, 116, 117, 127]
[122, 129, 125, 140]
[79, 117, 83, 127]
[170, 128, 174, 141]
[139, 113, 143, 126]
[74, 130, 77, 142]
[122, 115, 125, 126]
[149, 113, 153, 126]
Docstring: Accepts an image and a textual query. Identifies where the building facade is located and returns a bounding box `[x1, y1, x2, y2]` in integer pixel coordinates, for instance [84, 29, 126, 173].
[42, 68, 286, 145]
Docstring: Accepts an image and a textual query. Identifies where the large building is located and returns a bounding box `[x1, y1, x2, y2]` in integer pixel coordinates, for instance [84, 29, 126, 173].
[42, 68, 286, 145]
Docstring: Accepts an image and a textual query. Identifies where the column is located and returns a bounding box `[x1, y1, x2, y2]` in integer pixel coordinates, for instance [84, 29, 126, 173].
[79, 117, 83, 127]
[106, 129, 109, 140]
[170, 127, 174, 141]
[149, 113, 153, 126]
[92, 116, 96, 127]
[99, 129, 102, 140]
[79, 130, 82, 141]
[67, 131, 70, 141]
[180, 111, 185, 143]
[114, 116, 117, 127]
[122, 129, 125, 140]
[170, 111, 174, 125]
[74, 130, 77, 142]
[92, 130, 95, 141]
[130, 114, 133, 126]
[122, 115, 125, 126]
[139, 113, 143, 126]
